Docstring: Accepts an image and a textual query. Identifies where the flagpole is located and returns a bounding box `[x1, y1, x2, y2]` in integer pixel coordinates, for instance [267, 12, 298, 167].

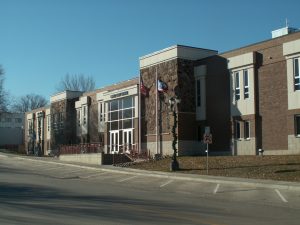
[156, 67, 158, 155]
[138, 74, 141, 154]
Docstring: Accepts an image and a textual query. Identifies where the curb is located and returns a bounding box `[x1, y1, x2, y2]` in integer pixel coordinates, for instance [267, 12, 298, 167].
[5, 153, 300, 191]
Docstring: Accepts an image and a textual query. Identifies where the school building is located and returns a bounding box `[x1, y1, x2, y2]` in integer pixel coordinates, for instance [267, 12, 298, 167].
[24, 26, 300, 157]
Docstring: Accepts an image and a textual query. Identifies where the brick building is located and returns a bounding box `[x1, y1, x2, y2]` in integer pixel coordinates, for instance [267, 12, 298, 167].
[139, 45, 230, 156]
[24, 26, 300, 156]
[221, 27, 300, 155]
[25, 107, 50, 155]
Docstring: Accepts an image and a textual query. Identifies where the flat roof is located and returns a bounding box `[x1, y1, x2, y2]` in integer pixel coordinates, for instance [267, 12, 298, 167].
[220, 30, 300, 56]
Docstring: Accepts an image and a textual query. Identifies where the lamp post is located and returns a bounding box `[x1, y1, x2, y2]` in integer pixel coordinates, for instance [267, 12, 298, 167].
[37, 111, 44, 156]
[169, 96, 181, 171]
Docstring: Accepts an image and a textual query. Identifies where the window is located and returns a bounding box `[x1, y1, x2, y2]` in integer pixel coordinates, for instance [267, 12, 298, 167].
[243, 69, 249, 99]
[123, 97, 133, 109]
[235, 121, 241, 139]
[244, 121, 250, 139]
[83, 106, 87, 125]
[59, 112, 64, 128]
[294, 58, 300, 91]
[5, 118, 12, 122]
[77, 109, 81, 127]
[110, 100, 119, 111]
[295, 115, 300, 136]
[47, 116, 51, 132]
[196, 79, 201, 107]
[108, 97, 134, 131]
[235, 72, 240, 101]
[28, 119, 33, 135]
[99, 102, 106, 122]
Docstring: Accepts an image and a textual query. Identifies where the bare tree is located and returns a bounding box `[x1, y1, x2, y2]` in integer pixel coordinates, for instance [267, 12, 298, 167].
[0, 65, 8, 112]
[11, 94, 48, 113]
[56, 74, 95, 92]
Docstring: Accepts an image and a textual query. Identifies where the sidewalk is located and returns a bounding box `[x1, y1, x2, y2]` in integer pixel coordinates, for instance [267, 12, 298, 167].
[2, 151, 300, 191]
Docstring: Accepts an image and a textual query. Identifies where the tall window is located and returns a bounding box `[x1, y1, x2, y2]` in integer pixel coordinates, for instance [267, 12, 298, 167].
[244, 121, 250, 139]
[59, 112, 63, 128]
[243, 69, 249, 99]
[235, 72, 240, 101]
[99, 102, 106, 122]
[196, 79, 201, 107]
[295, 115, 300, 136]
[294, 58, 300, 91]
[28, 119, 33, 135]
[77, 109, 81, 127]
[83, 106, 87, 125]
[47, 115, 51, 132]
[235, 121, 241, 139]
[108, 96, 134, 131]
[52, 114, 56, 131]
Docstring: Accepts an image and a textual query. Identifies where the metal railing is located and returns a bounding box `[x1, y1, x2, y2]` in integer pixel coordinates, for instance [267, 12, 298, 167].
[59, 143, 104, 155]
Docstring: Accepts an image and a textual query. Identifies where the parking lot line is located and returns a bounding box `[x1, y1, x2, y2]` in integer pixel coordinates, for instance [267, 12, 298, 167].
[214, 184, 220, 194]
[275, 189, 288, 203]
[118, 176, 138, 183]
[160, 180, 173, 188]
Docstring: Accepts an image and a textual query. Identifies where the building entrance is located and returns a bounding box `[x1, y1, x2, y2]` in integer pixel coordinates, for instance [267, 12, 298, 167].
[123, 128, 133, 153]
[110, 130, 119, 154]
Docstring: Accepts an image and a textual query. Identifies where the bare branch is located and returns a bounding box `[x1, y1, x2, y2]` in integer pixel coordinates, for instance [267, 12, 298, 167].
[0, 65, 8, 112]
[56, 73, 95, 92]
[11, 94, 48, 113]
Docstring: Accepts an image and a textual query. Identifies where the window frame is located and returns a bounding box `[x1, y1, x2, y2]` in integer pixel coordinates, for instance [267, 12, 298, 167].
[244, 121, 250, 140]
[243, 69, 249, 99]
[295, 115, 300, 137]
[196, 79, 201, 107]
[47, 115, 51, 132]
[99, 102, 106, 122]
[294, 58, 300, 91]
[235, 72, 240, 101]
[235, 121, 241, 140]
[108, 97, 135, 131]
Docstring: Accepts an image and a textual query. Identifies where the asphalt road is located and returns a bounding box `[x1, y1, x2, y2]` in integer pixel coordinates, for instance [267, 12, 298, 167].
[0, 153, 300, 225]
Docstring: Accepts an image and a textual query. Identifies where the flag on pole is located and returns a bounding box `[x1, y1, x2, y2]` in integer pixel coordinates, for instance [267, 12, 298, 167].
[140, 79, 148, 96]
[157, 79, 168, 93]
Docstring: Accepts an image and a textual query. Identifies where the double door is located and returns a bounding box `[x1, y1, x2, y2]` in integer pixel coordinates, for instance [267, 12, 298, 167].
[110, 129, 133, 154]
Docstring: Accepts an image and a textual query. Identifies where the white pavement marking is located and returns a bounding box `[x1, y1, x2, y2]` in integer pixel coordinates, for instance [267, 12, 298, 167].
[214, 184, 220, 194]
[118, 176, 138, 183]
[160, 180, 173, 188]
[275, 189, 288, 203]
[0, 155, 8, 158]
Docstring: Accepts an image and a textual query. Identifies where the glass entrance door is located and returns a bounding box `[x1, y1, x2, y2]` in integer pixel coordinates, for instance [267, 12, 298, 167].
[123, 129, 133, 154]
[110, 130, 119, 154]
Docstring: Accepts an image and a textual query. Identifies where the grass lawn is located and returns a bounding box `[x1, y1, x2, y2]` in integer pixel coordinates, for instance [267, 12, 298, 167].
[128, 155, 300, 182]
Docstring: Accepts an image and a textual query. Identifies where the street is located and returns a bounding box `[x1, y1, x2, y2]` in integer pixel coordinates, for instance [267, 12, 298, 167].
[0, 154, 300, 225]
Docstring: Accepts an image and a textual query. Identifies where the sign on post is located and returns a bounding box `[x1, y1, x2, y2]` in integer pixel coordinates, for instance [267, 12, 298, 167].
[203, 134, 212, 144]
[204, 126, 212, 175]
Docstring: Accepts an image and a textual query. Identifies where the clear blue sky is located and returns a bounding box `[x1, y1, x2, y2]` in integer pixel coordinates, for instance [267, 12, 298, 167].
[1, 0, 300, 100]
